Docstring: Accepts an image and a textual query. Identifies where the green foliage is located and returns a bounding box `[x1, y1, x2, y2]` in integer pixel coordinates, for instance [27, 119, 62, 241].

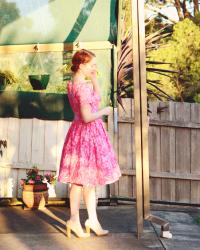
[148, 18, 200, 102]
[0, 69, 18, 86]
[20, 166, 56, 186]
[195, 216, 200, 226]
[193, 12, 200, 26]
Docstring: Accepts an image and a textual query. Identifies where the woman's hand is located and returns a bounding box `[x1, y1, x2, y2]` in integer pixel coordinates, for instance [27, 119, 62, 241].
[89, 70, 97, 82]
[102, 106, 112, 116]
[80, 105, 112, 123]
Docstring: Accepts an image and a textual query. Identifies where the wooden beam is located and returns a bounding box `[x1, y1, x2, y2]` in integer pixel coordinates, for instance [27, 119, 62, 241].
[0, 41, 113, 54]
[117, 118, 200, 129]
[131, 0, 144, 238]
[121, 169, 200, 181]
[138, 0, 150, 219]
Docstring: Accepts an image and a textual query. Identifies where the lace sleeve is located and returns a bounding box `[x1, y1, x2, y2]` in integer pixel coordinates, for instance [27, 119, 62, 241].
[77, 84, 93, 106]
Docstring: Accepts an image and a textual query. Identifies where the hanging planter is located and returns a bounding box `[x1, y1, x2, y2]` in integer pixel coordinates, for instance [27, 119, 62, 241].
[28, 74, 50, 90]
[28, 44, 50, 90]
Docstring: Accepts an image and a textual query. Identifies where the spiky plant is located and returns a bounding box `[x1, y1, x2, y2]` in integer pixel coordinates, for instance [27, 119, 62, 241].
[117, 4, 176, 108]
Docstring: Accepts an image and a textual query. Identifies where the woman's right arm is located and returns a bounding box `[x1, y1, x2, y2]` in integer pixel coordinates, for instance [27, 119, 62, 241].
[80, 104, 111, 123]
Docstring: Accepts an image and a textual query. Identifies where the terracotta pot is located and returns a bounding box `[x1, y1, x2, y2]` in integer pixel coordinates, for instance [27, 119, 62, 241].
[23, 183, 48, 192]
[22, 184, 49, 210]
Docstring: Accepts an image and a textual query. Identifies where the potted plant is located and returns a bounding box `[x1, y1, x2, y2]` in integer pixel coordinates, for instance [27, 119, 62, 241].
[28, 74, 50, 90]
[20, 166, 56, 210]
[28, 45, 50, 90]
[0, 70, 17, 91]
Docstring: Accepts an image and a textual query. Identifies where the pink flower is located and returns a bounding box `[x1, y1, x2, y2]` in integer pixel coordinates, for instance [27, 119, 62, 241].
[28, 179, 35, 184]
[35, 175, 41, 181]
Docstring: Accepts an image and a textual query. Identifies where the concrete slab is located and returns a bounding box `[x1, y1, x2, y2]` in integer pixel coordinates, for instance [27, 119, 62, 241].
[1, 205, 200, 250]
[0, 206, 164, 250]
[152, 210, 200, 250]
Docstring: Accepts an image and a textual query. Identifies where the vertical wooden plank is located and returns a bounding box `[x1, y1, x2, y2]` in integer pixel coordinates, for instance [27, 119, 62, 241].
[191, 129, 200, 174]
[149, 102, 161, 201]
[44, 120, 57, 170]
[191, 103, 200, 204]
[96, 185, 108, 199]
[1, 167, 17, 198]
[118, 99, 132, 170]
[7, 168, 18, 198]
[131, 99, 136, 198]
[17, 169, 27, 198]
[56, 121, 71, 172]
[149, 101, 160, 120]
[118, 99, 133, 198]
[175, 102, 191, 203]
[7, 118, 20, 164]
[0, 118, 8, 162]
[118, 176, 133, 198]
[191, 103, 200, 123]
[160, 102, 176, 202]
[18, 119, 33, 163]
[108, 107, 119, 198]
[132, 0, 146, 236]
[55, 120, 71, 198]
[0, 166, 6, 197]
[31, 119, 45, 165]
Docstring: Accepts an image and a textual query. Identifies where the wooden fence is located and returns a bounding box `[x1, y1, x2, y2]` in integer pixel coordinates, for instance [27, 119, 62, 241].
[0, 118, 107, 200]
[108, 100, 200, 204]
[0, 100, 200, 204]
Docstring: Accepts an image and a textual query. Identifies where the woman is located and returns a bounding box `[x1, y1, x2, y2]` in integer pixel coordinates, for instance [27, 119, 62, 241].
[58, 49, 121, 238]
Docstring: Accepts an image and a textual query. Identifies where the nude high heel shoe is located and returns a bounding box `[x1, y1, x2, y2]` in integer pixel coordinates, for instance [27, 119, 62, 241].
[66, 220, 90, 238]
[85, 219, 109, 236]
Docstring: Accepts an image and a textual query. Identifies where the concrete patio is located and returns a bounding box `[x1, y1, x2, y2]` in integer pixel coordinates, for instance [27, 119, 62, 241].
[0, 204, 200, 250]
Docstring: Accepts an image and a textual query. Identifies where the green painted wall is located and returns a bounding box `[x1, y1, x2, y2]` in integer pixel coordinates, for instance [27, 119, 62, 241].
[0, 0, 117, 45]
[0, 0, 117, 120]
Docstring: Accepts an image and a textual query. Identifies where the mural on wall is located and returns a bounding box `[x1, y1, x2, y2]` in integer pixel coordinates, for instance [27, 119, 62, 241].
[0, 0, 117, 120]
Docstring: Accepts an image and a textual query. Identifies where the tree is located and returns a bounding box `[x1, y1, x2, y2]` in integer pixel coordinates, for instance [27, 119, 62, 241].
[146, 0, 199, 21]
[117, 0, 174, 103]
[148, 18, 200, 102]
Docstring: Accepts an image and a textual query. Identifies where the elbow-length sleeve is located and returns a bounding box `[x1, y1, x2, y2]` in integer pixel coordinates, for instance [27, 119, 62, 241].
[77, 84, 93, 106]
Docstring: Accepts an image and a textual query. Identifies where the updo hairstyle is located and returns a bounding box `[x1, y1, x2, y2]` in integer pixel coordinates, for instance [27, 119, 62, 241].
[71, 49, 95, 73]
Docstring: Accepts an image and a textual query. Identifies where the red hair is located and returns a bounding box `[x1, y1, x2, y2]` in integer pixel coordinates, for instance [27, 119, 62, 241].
[71, 49, 95, 73]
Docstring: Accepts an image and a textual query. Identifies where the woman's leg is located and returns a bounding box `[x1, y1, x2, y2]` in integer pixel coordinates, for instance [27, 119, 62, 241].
[83, 186, 108, 235]
[67, 183, 90, 237]
[83, 186, 98, 222]
[69, 183, 82, 223]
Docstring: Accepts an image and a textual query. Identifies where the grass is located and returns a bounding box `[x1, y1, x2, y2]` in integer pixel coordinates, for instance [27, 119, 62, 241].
[195, 217, 200, 226]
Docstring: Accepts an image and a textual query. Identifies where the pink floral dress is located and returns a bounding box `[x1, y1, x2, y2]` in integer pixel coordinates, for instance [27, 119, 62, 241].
[58, 81, 121, 186]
